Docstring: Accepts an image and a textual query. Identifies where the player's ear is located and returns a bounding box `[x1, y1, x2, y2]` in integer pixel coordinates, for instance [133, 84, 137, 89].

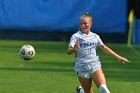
[90, 21, 92, 26]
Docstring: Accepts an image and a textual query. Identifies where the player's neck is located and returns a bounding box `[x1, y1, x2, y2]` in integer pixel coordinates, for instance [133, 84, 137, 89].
[82, 31, 90, 35]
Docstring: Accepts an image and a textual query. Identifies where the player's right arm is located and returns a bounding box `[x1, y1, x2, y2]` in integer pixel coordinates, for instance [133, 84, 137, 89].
[67, 33, 79, 55]
[67, 42, 79, 55]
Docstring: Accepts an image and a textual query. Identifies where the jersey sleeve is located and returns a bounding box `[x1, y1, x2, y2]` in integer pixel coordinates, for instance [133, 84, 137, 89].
[69, 34, 77, 48]
[96, 35, 104, 46]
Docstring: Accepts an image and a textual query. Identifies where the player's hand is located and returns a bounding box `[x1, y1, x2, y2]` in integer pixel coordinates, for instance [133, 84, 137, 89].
[117, 56, 130, 63]
[74, 42, 79, 50]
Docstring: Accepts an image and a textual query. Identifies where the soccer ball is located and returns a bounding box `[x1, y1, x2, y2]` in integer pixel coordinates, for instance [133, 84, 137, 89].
[20, 45, 35, 60]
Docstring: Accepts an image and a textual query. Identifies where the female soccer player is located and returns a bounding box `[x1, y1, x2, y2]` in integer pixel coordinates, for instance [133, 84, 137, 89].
[67, 13, 129, 93]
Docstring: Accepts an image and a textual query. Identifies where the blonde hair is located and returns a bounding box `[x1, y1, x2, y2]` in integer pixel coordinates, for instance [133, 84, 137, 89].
[80, 12, 92, 22]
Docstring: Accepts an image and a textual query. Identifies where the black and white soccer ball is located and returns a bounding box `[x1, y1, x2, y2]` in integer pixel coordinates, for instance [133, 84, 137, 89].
[20, 45, 35, 60]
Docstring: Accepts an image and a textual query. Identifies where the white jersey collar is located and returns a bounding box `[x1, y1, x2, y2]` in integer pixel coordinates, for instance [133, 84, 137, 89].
[79, 31, 92, 36]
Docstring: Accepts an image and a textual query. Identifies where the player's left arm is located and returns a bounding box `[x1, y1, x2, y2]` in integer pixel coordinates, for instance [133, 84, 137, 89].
[98, 44, 129, 63]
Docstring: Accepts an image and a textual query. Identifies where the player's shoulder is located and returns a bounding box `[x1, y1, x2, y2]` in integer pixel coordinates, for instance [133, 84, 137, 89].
[73, 31, 81, 35]
[71, 31, 82, 37]
[90, 31, 100, 37]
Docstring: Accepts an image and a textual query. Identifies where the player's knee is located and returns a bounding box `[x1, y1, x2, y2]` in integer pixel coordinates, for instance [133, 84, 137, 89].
[99, 84, 110, 93]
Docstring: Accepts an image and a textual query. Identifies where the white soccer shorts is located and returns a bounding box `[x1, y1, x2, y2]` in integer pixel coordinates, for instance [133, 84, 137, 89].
[74, 60, 101, 79]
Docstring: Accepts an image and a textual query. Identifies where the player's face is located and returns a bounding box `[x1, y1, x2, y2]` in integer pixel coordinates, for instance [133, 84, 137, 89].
[80, 17, 92, 34]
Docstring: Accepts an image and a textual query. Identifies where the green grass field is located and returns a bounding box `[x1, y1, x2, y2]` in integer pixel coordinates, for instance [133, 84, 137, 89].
[0, 40, 140, 93]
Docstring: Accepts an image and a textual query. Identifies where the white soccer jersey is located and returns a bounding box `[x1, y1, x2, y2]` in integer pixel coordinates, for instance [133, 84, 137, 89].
[69, 31, 104, 65]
